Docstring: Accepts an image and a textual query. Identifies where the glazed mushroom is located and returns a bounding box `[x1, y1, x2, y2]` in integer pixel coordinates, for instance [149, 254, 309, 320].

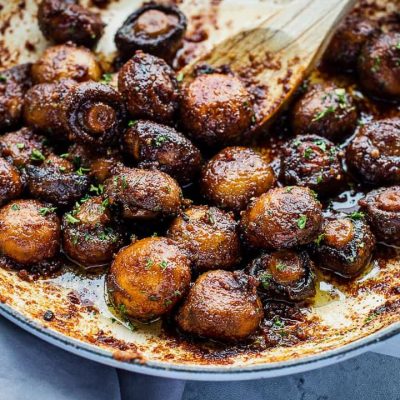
[176, 270, 263, 341]
[359, 186, 400, 245]
[0, 157, 24, 206]
[25, 155, 90, 208]
[0, 127, 47, 168]
[358, 32, 400, 99]
[23, 79, 77, 137]
[123, 120, 202, 185]
[62, 196, 125, 267]
[61, 81, 126, 146]
[281, 135, 345, 195]
[38, 0, 105, 48]
[247, 250, 316, 302]
[0, 64, 32, 131]
[346, 118, 400, 185]
[31, 44, 102, 84]
[0, 199, 60, 265]
[241, 186, 323, 249]
[292, 84, 357, 141]
[310, 215, 375, 278]
[118, 51, 179, 123]
[180, 73, 253, 147]
[104, 167, 182, 220]
[200, 146, 275, 212]
[323, 13, 378, 72]
[167, 205, 241, 272]
[107, 237, 191, 321]
[115, 3, 187, 62]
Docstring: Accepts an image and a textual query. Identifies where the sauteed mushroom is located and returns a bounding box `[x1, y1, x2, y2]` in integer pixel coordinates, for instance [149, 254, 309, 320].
[0, 199, 60, 265]
[310, 216, 375, 278]
[118, 52, 179, 123]
[62, 196, 125, 267]
[107, 237, 191, 321]
[292, 84, 357, 141]
[281, 135, 344, 195]
[359, 186, 400, 245]
[346, 118, 400, 185]
[123, 120, 202, 185]
[167, 205, 241, 272]
[115, 3, 187, 62]
[247, 250, 316, 302]
[241, 186, 323, 249]
[180, 73, 253, 147]
[38, 0, 105, 48]
[31, 44, 102, 84]
[176, 270, 263, 341]
[0, 64, 32, 132]
[201, 146, 275, 212]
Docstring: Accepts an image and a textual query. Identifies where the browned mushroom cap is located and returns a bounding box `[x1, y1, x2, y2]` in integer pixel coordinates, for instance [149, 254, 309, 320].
[0, 199, 60, 265]
[292, 84, 357, 142]
[241, 186, 323, 249]
[31, 44, 102, 84]
[62, 196, 125, 267]
[359, 186, 400, 245]
[118, 51, 179, 123]
[115, 3, 187, 62]
[123, 120, 202, 185]
[104, 167, 183, 220]
[0, 157, 24, 207]
[180, 73, 253, 147]
[107, 237, 191, 321]
[358, 32, 400, 100]
[346, 118, 400, 185]
[38, 0, 105, 48]
[167, 205, 241, 272]
[176, 270, 263, 341]
[0, 64, 32, 132]
[310, 216, 375, 278]
[201, 146, 275, 211]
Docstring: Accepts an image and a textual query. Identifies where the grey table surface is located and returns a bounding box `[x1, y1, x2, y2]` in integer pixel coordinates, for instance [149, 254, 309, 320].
[0, 316, 398, 400]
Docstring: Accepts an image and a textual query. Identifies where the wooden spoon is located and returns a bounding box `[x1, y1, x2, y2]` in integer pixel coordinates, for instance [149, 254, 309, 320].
[179, 0, 356, 136]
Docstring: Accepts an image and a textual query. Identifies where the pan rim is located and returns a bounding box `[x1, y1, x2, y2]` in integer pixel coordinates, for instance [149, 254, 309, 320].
[1, 301, 399, 380]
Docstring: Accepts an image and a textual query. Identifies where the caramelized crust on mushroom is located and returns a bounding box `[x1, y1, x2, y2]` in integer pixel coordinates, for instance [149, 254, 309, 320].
[310, 216, 375, 278]
[180, 73, 253, 147]
[0, 199, 60, 265]
[0, 127, 47, 168]
[62, 196, 125, 267]
[358, 32, 400, 99]
[104, 167, 182, 220]
[168, 205, 241, 272]
[0, 157, 24, 206]
[107, 237, 191, 321]
[123, 120, 202, 185]
[292, 84, 357, 141]
[359, 186, 400, 245]
[118, 52, 179, 123]
[241, 186, 323, 249]
[281, 135, 344, 195]
[38, 0, 105, 48]
[0, 64, 32, 131]
[31, 44, 102, 84]
[247, 250, 316, 302]
[176, 270, 263, 341]
[346, 118, 400, 185]
[201, 146, 275, 212]
[115, 3, 187, 62]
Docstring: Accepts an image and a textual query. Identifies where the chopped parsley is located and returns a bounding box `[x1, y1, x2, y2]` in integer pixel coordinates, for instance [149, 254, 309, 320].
[259, 272, 272, 289]
[314, 233, 326, 246]
[160, 260, 169, 270]
[297, 214, 307, 229]
[313, 139, 327, 152]
[371, 56, 381, 73]
[65, 213, 80, 224]
[0, 74, 7, 83]
[174, 290, 182, 297]
[348, 211, 365, 220]
[176, 72, 184, 82]
[272, 317, 284, 329]
[153, 134, 168, 147]
[208, 210, 215, 224]
[303, 147, 314, 159]
[39, 207, 57, 216]
[60, 153, 69, 159]
[89, 184, 104, 195]
[276, 262, 288, 272]
[30, 149, 46, 162]
[11, 204, 20, 211]
[164, 299, 173, 307]
[100, 73, 113, 84]
[76, 167, 90, 176]
[128, 120, 137, 127]
[316, 175, 323, 184]
[145, 258, 154, 270]
[312, 106, 335, 122]
[16, 143, 25, 149]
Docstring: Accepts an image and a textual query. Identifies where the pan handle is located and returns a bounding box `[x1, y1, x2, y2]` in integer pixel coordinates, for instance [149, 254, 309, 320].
[370, 334, 400, 358]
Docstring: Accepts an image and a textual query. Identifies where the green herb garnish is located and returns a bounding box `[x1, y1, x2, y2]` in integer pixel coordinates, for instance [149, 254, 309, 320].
[30, 149, 46, 162]
[297, 214, 307, 229]
[65, 213, 80, 224]
[39, 207, 57, 216]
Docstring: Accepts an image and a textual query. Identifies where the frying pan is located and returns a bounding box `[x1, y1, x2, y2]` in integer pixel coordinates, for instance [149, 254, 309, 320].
[0, 0, 400, 381]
